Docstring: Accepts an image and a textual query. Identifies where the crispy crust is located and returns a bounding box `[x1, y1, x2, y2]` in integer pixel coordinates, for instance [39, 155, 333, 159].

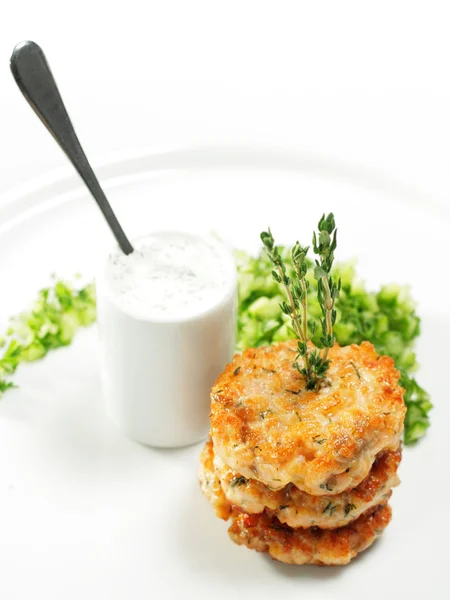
[199, 440, 392, 565]
[210, 341, 406, 495]
[228, 503, 392, 565]
[211, 439, 401, 529]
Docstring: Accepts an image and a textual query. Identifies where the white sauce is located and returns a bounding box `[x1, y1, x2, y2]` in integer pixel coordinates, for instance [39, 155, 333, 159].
[107, 232, 231, 319]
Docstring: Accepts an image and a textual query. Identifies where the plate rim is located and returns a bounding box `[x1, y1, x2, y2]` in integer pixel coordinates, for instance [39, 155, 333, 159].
[1, 144, 448, 229]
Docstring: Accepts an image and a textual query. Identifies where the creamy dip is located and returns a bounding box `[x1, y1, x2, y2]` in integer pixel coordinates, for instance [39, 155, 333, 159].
[106, 232, 231, 319]
[98, 230, 237, 447]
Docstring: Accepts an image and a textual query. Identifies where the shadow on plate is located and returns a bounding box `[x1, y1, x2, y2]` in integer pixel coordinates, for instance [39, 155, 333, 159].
[175, 478, 347, 583]
[175, 478, 259, 582]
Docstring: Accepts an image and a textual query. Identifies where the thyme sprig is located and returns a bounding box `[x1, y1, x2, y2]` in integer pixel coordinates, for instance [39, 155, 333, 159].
[313, 213, 341, 364]
[260, 230, 313, 383]
[261, 213, 340, 391]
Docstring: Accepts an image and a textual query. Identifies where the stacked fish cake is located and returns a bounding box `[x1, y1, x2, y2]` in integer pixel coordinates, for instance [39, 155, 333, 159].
[199, 340, 406, 566]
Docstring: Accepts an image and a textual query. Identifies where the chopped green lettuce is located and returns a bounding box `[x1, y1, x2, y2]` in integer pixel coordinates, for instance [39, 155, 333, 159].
[0, 280, 96, 393]
[235, 248, 431, 445]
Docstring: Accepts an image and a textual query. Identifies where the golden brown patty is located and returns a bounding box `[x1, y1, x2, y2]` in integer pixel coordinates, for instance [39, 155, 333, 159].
[208, 439, 400, 529]
[228, 504, 392, 566]
[199, 440, 392, 565]
[210, 341, 405, 495]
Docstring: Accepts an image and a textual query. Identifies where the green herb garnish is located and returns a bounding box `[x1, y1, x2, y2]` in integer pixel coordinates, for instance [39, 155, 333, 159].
[230, 476, 247, 488]
[350, 361, 361, 379]
[320, 482, 334, 492]
[313, 436, 327, 445]
[312, 214, 341, 364]
[0, 280, 96, 395]
[260, 409, 273, 419]
[261, 213, 340, 390]
[344, 503, 357, 517]
[401, 370, 432, 445]
[0, 380, 16, 393]
[322, 501, 338, 516]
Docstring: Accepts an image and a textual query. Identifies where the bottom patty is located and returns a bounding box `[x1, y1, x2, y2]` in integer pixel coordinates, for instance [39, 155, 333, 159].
[200, 440, 392, 565]
[228, 504, 391, 566]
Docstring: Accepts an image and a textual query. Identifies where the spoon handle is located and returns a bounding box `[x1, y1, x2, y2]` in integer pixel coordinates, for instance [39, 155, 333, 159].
[10, 41, 134, 255]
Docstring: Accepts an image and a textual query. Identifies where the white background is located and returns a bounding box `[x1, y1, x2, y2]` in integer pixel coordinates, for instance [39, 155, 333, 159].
[0, 0, 450, 211]
[0, 3, 449, 600]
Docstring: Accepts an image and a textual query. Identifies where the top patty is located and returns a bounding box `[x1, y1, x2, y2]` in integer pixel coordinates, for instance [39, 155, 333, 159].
[210, 341, 405, 495]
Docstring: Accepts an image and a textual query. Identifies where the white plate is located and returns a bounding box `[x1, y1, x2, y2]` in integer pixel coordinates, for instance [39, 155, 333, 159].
[0, 147, 448, 600]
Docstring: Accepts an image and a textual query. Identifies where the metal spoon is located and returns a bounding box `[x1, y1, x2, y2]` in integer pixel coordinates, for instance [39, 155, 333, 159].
[10, 41, 134, 255]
